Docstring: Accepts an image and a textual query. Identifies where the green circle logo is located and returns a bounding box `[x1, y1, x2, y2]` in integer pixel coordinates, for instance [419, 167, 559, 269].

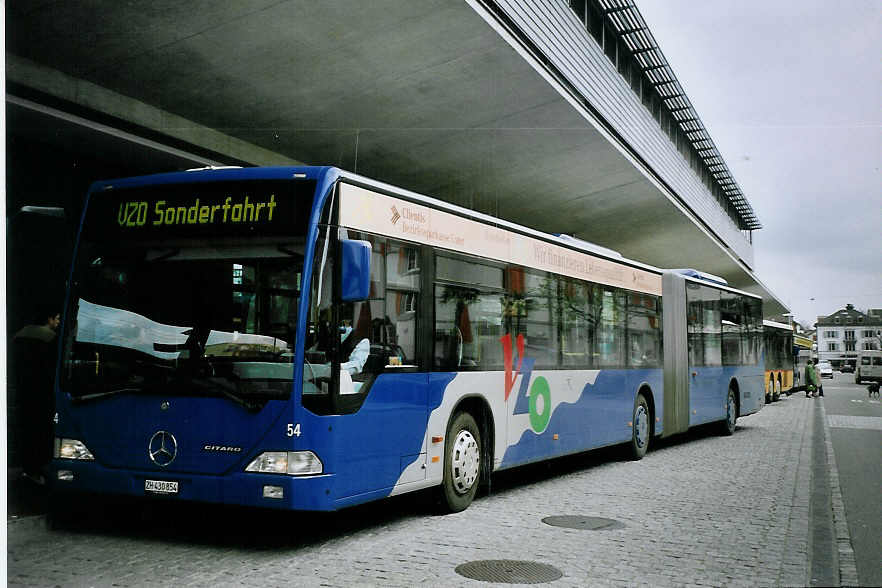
[529, 376, 551, 433]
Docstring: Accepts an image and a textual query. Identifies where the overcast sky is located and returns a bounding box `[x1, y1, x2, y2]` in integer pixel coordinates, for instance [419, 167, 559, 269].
[636, 0, 881, 327]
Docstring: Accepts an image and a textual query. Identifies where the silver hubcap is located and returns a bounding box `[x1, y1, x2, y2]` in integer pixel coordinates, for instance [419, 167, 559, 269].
[451, 429, 480, 495]
[728, 393, 736, 427]
[634, 404, 648, 448]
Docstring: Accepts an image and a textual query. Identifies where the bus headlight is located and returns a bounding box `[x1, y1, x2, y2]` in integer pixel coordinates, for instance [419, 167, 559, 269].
[54, 438, 95, 461]
[245, 451, 322, 476]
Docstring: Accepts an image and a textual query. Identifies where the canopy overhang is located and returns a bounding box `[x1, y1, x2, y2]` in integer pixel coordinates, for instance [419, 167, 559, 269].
[6, 0, 787, 314]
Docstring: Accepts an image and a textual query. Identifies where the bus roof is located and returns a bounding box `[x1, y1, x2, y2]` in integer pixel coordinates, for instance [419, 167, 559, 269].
[669, 268, 728, 286]
[339, 169, 764, 300]
[87, 165, 335, 192]
[678, 272, 763, 299]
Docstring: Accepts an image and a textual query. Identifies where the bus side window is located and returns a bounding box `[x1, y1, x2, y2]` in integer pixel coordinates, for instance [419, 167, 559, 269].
[689, 284, 721, 368]
[520, 271, 558, 369]
[596, 285, 627, 368]
[561, 278, 594, 369]
[384, 239, 419, 365]
[339, 233, 427, 376]
[627, 292, 662, 368]
[434, 255, 504, 370]
[339, 232, 384, 379]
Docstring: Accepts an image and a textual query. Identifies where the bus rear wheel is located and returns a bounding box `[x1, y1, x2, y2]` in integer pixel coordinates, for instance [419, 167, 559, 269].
[438, 411, 481, 513]
[720, 386, 737, 436]
[630, 394, 650, 460]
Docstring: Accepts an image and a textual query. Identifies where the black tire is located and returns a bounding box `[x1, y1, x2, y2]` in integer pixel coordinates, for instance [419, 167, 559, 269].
[720, 386, 737, 436]
[630, 393, 651, 460]
[438, 411, 481, 513]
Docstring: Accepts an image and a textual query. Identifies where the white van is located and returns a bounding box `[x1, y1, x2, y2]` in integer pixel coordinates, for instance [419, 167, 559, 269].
[855, 350, 882, 384]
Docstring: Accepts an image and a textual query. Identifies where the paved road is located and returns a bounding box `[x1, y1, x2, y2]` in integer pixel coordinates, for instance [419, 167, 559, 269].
[7, 389, 854, 587]
[822, 372, 882, 587]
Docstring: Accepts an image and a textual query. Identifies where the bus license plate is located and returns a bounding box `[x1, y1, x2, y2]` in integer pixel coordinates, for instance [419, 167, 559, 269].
[144, 479, 179, 494]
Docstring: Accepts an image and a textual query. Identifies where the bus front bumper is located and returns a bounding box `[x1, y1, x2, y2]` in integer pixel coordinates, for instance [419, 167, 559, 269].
[49, 460, 336, 511]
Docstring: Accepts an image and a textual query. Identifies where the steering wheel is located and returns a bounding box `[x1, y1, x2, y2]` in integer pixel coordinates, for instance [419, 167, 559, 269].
[300, 358, 316, 394]
[302, 358, 333, 395]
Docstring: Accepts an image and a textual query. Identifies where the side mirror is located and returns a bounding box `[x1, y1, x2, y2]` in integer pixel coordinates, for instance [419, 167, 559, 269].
[340, 239, 371, 301]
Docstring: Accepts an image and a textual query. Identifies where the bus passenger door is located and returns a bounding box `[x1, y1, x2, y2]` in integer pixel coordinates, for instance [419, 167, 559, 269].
[317, 231, 431, 502]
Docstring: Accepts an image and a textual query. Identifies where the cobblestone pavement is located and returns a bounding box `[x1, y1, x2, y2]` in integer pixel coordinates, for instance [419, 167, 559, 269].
[8, 394, 847, 587]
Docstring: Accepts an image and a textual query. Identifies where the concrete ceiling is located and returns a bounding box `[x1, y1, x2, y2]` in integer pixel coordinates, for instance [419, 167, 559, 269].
[6, 0, 786, 314]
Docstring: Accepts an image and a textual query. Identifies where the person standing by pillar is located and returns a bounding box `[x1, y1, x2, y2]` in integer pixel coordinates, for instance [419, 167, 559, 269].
[12, 305, 61, 485]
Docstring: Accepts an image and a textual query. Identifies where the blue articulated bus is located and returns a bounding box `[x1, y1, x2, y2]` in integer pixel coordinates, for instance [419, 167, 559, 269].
[52, 166, 763, 513]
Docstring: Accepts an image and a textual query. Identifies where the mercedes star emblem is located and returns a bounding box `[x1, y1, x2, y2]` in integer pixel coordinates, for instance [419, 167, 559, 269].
[148, 431, 178, 467]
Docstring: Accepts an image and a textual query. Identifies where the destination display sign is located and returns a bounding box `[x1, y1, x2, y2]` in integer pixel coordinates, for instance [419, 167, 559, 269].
[83, 179, 315, 241]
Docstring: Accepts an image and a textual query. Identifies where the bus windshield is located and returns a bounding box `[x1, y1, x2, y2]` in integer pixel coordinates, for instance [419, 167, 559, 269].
[61, 179, 314, 406]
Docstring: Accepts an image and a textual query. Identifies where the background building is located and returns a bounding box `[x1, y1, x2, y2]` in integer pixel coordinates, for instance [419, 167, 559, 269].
[815, 304, 882, 368]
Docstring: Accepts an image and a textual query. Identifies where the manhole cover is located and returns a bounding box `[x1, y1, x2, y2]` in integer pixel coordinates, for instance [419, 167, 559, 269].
[542, 515, 624, 531]
[455, 560, 563, 584]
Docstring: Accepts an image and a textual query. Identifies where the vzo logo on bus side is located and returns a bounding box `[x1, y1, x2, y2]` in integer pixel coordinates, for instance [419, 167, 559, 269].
[501, 333, 552, 433]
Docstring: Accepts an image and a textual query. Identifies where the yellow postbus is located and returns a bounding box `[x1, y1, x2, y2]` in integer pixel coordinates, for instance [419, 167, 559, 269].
[763, 320, 794, 402]
[793, 333, 812, 392]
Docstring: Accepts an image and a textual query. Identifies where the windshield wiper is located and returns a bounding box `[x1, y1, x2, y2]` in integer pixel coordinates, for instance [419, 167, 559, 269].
[71, 387, 146, 403]
[186, 374, 266, 412]
[277, 245, 302, 258]
[216, 385, 261, 412]
[145, 248, 181, 262]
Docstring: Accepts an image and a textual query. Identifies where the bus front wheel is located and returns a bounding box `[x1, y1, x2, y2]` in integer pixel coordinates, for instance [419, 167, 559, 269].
[438, 411, 481, 513]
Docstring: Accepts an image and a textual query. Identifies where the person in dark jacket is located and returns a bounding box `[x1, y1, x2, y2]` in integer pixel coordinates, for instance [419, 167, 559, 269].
[12, 305, 60, 484]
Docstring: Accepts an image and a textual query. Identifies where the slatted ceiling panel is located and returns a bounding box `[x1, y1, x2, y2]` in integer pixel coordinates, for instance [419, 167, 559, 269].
[608, 3, 759, 233]
[595, 0, 760, 232]
[519, 0, 747, 242]
[492, 0, 757, 266]
[524, 0, 688, 181]
[504, 0, 647, 158]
